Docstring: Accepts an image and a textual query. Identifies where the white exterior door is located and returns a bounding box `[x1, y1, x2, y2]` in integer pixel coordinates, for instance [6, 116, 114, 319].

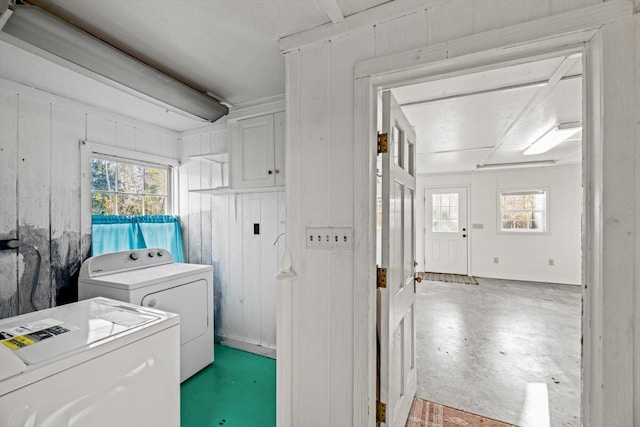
[377, 90, 417, 427]
[424, 187, 468, 275]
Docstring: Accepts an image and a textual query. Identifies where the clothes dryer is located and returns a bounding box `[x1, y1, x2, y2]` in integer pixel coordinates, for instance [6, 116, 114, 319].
[79, 248, 213, 382]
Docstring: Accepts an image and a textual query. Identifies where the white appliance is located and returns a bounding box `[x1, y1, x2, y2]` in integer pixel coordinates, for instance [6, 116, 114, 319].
[0, 297, 180, 427]
[78, 248, 214, 382]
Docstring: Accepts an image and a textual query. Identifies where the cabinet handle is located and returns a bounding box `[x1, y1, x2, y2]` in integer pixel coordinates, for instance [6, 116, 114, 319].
[274, 169, 280, 174]
[268, 170, 273, 175]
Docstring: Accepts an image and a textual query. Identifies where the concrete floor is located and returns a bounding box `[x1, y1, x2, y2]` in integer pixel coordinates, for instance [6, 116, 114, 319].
[415, 277, 581, 427]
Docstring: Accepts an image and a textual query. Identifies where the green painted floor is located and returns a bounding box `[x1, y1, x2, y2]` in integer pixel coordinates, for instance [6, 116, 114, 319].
[181, 344, 276, 427]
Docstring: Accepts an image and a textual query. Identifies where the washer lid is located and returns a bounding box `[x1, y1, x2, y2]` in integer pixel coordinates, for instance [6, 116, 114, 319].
[79, 262, 212, 290]
[0, 298, 177, 371]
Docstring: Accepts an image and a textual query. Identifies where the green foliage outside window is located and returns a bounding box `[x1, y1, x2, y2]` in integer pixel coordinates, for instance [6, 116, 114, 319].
[91, 158, 168, 215]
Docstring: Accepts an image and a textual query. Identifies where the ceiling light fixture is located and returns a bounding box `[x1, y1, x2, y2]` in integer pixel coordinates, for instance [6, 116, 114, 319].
[0, 5, 228, 122]
[523, 122, 582, 156]
[476, 160, 557, 170]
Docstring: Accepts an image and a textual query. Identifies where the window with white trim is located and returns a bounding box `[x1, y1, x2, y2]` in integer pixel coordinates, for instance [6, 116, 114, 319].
[91, 157, 169, 215]
[499, 189, 548, 232]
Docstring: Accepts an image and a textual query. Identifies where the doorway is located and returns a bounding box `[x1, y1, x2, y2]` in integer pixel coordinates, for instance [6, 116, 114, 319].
[368, 44, 588, 427]
[399, 53, 582, 425]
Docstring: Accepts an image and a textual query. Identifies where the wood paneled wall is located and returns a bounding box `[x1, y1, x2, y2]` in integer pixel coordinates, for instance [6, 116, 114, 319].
[0, 79, 179, 318]
[180, 129, 284, 352]
[280, 1, 633, 426]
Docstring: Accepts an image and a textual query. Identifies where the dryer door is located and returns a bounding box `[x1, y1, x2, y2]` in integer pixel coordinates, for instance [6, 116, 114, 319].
[141, 279, 208, 345]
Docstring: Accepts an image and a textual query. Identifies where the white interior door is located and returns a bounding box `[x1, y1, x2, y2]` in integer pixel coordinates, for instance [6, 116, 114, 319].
[424, 187, 468, 275]
[377, 90, 417, 427]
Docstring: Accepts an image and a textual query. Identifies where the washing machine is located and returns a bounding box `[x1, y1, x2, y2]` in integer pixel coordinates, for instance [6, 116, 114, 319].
[78, 248, 213, 382]
[0, 297, 180, 426]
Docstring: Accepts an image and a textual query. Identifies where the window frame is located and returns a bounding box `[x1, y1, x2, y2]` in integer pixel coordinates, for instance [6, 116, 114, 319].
[497, 188, 550, 234]
[90, 154, 171, 216]
[81, 141, 180, 236]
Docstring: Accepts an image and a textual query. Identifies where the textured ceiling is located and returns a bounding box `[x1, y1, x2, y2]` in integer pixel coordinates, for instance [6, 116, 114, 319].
[393, 54, 583, 174]
[29, 0, 388, 106]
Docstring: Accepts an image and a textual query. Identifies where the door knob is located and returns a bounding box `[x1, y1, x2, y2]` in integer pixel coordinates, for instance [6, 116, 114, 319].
[462, 234, 467, 238]
[268, 170, 273, 175]
[462, 228, 466, 231]
[414, 275, 422, 283]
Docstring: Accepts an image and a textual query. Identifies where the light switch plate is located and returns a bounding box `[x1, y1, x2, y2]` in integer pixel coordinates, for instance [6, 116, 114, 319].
[305, 227, 332, 250]
[331, 227, 353, 250]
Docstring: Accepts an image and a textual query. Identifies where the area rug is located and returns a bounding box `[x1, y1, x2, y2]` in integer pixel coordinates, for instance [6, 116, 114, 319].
[406, 397, 517, 427]
[420, 272, 478, 285]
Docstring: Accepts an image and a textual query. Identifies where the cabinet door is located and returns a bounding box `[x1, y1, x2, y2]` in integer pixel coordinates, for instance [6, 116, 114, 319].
[233, 114, 275, 189]
[274, 111, 285, 186]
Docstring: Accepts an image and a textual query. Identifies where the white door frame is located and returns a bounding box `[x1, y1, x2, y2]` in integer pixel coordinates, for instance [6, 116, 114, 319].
[421, 184, 471, 275]
[352, 6, 630, 425]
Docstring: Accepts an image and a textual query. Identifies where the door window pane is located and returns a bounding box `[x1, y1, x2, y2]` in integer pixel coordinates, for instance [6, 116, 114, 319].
[431, 193, 459, 233]
[393, 125, 402, 167]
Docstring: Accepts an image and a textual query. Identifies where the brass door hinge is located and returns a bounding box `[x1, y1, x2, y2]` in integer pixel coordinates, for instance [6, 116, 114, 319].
[376, 401, 387, 423]
[377, 267, 387, 288]
[377, 132, 388, 154]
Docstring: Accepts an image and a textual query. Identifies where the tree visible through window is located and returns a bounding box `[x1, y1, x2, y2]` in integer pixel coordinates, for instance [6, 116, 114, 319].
[499, 190, 547, 232]
[91, 157, 168, 215]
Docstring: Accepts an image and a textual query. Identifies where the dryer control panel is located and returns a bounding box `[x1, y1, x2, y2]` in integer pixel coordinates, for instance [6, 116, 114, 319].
[79, 249, 175, 278]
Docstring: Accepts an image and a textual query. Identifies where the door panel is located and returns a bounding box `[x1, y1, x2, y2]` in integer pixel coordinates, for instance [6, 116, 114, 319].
[234, 114, 275, 188]
[424, 187, 468, 275]
[378, 90, 417, 427]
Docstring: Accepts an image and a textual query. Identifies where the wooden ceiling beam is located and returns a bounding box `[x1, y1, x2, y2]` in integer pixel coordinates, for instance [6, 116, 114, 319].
[314, 0, 345, 24]
[477, 54, 581, 166]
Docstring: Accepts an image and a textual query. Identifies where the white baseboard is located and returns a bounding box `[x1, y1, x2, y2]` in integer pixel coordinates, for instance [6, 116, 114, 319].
[217, 336, 277, 359]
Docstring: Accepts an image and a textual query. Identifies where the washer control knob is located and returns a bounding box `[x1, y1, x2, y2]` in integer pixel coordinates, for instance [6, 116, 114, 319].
[148, 251, 156, 257]
[129, 252, 139, 260]
[147, 298, 157, 308]
[157, 250, 164, 257]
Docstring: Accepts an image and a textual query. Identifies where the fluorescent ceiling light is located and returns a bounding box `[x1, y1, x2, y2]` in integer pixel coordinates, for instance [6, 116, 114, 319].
[0, 5, 227, 122]
[476, 160, 556, 170]
[523, 122, 582, 155]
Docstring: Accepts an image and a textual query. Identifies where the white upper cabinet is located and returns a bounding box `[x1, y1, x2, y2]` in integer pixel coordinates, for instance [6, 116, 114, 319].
[231, 112, 285, 189]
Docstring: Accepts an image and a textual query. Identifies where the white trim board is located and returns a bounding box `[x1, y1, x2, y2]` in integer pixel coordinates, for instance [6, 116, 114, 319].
[79, 140, 181, 238]
[226, 94, 285, 121]
[355, 0, 631, 80]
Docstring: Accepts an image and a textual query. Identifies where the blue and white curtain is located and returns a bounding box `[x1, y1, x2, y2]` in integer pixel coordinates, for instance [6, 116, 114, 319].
[91, 215, 184, 262]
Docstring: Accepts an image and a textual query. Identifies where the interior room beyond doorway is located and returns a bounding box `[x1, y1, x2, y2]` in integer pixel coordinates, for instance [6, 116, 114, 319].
[416, 278, 581, 426]
[387, 51, 584, 426]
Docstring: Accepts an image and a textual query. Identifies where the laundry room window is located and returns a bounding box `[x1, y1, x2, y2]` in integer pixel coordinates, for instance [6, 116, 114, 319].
[91, 157, 169, 215]
[499, 189, 548, 232]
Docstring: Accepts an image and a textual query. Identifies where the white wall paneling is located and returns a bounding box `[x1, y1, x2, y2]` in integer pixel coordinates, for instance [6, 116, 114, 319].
[416, 167, 582, 284]
[280, 1, 636, 426]
[597, 16, 635, 425]
[0, 89, 19, 318]
[180, 125, 284, 355]
[18, 95, 52, 313]
[0, 78, 180, 318]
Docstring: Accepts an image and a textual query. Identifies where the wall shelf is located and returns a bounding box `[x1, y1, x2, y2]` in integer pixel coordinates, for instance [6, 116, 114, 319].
[188, 152, 228, 164]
